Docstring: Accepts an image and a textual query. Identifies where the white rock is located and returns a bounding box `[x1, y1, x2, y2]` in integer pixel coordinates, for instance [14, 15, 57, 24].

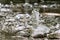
[55, 23, 60, 29]
[20, 31, 25, 34]
[23, 3, 32, 8]
[1, 8, 7, 12]
[5, 18, 15, 22]
[31, 24, 50, 37]
[48, 30, 60, 38]
[5, 4, 10, 7]
[40, 5, 48, 8]
[55, 30, 60, 38]
[0, 3, 4, 8]
[15, 26, 25, 31]
[1, 8, 11, 12]
[15, 14, 24, 19]
[26, 25, 34, 30]
[26, 13, 30, 18]
[55, 30, 60, 33]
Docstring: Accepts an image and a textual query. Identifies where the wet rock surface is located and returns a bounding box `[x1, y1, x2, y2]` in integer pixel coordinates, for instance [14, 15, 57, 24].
[0, 3, 60, 40]
[31, 24, 50, 37]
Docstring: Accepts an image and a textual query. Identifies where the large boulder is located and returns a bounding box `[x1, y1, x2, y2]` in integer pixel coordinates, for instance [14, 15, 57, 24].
[31, 24, 50, 38]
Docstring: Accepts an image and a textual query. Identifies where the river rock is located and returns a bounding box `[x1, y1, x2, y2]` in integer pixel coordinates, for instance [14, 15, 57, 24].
[31, 24, 50, 38]
[48, 30, 60, 38]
